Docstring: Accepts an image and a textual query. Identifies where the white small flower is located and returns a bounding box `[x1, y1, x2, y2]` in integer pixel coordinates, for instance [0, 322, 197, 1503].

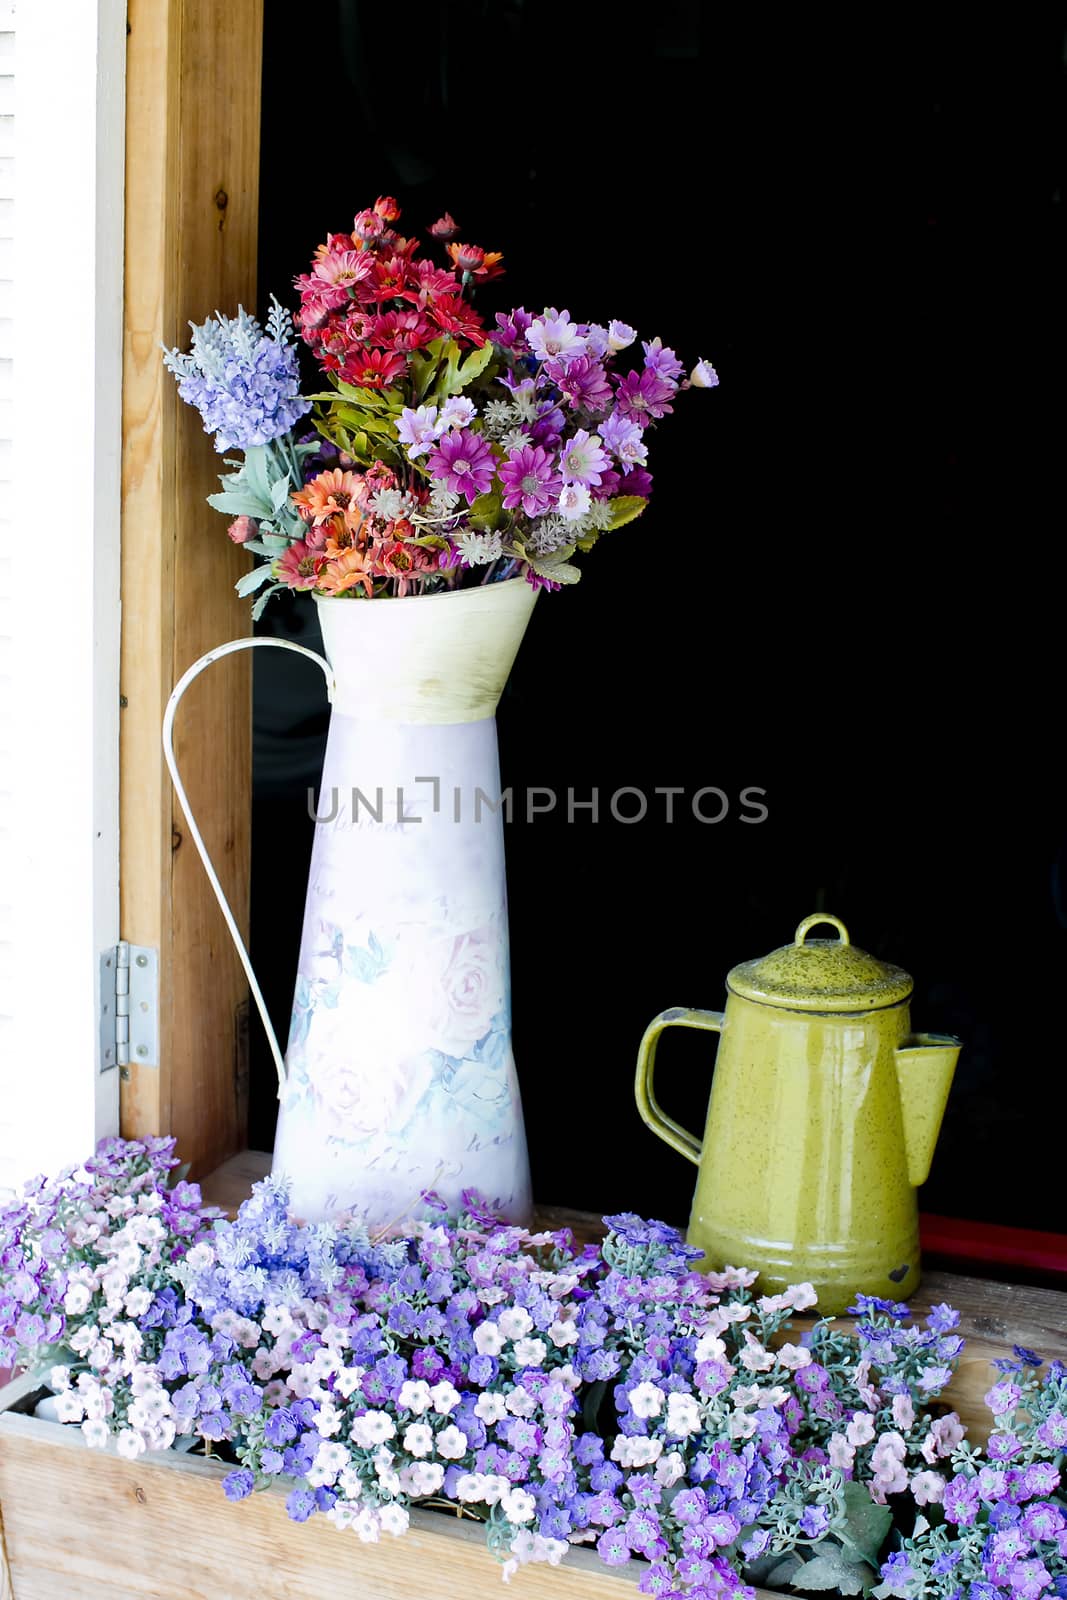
[81, 1418, 110, 1449]
[504, 1388, 538, 1418]
[350, 1409, 396, 1448]
[689, 359, 719, 389]
[776, 1343, 812, 1371]
[315, 1400, 344, 1438]
[429, 1380, 462, 1415]
[474, 1322, 508, 1358]
[64, 1284, 92, 1315]
[338, 1465, 364, 1501]
[54, 1391, 86, 1424]
[655, 1450, 686, 1487]
[731, 1384, 761, 1410]
[556, 484, 591, 522]
[261, 1304, 292, 1336]
[497, 1307, 533, 1341]
[512, 1337, 547, 1368]
[475, 1391, 508, 1424]
[314, 1440, 350, 1480]
[49, 1364, 72, 1392]
[665, 1391, 703, 1438]
[608, 319, 638, 352]
[785, 1281, 818, 1311]
[428, 485, 461, 517]
[547, 1319, 578, 1348]
[438, 396, 477, 432]
[456, 1472, 487, 1502]
[328, 1504, 358, 1530]
[739, 1336, 775, 1374]
[728, 1410, 758, 1440]
[379, 1503, 409, 1537]
[116, 1428, 146, 1460]
[370, 488, 407, 521]
[501, 1486, 537, 1524]
[629, 1381, 666, 1419]
[501, 426, 533, 454]
[184, 1242, 215, 1272]
[846, 1412, 877, 1448]
[403, 1423, 433, 1458]
[334, 1365, 365, 1399]
[409, 1461, 445, 1496]
[353, 1507, 382, 1543]
[435, 1424, 468, 1460]
[694, 1330, 728, 1364]
[756, 1385, 790, 1410]
[123, 1287, 152, 1318]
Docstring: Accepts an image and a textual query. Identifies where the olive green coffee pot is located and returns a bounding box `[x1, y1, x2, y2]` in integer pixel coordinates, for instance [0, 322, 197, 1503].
[635, 914, 961, 1314]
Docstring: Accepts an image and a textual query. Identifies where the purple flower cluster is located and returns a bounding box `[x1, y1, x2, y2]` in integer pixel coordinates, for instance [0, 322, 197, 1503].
[4, 1138, 1066, 1600]
[163, 299, 310, 453]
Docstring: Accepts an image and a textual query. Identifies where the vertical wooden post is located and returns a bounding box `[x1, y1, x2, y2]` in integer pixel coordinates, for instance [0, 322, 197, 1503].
[121, 0, 263, 1175]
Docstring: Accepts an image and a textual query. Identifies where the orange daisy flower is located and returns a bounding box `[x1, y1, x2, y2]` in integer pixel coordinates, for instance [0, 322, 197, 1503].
[291, 468, 365, 529]
[316, 547, 375, 598]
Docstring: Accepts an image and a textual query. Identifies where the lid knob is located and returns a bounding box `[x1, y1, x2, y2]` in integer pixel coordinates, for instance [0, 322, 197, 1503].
[794, 913, 850, 947]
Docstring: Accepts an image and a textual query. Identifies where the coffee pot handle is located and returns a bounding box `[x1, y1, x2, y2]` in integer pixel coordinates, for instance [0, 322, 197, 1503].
[162, 636, 334, 1093]
[635, 1007, 724, 1165]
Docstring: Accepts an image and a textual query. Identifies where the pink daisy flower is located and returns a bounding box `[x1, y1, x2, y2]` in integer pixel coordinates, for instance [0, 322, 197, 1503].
[615, 368, 676, 428]
[426, 428, 496, 504]
[499, 443, 562, 518]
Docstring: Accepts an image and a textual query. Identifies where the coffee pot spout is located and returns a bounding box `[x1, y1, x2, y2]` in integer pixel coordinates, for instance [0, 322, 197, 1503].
[894, 1032, 962, 1187]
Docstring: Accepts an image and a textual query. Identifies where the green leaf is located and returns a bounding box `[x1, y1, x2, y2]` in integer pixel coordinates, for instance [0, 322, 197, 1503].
[452, 341, 496, 392]
[605, 494, 649, 530]
[791, 1551, 876, 1595]
[250, 582, 284, 621]
[270, 474, 292, 513]
[527, 554, 581, 585]
[235, 563, 275, 597]
[207, 490, 271, 518]
[839, 1481, 893, 1566]
[467, 490, 504, 532]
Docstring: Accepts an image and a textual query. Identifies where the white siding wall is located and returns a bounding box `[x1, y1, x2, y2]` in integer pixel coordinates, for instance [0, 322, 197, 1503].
[0, 2, 17, 1191]
[0, 0, 125, 1191]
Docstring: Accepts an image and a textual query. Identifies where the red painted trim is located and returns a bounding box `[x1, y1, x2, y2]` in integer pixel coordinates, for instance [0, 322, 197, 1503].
[921, 1212, 1067, 1279]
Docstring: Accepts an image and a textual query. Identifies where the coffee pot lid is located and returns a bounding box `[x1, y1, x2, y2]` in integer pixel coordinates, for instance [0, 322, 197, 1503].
[727, 914, 913, 1012]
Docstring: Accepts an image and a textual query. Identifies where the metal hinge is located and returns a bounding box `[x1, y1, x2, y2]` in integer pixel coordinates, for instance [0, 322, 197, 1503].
[100, 942, 159, 1073]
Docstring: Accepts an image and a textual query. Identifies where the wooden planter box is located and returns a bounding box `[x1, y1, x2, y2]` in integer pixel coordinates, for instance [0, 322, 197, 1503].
[1, 1246, 1064, 1600]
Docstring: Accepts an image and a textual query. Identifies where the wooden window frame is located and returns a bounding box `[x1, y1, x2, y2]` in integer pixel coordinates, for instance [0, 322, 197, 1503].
[120, 0, 262, 1177]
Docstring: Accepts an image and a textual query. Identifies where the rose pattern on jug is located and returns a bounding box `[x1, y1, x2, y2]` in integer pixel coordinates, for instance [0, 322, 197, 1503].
[284, 916, 517, 1155]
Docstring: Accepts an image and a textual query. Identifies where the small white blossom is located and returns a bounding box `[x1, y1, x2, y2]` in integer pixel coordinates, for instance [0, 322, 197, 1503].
[123, 1287, 152, 1318]
[501, 1486, 537, 1524]
[504, 1388, 538, 1418]
[497, 1307, 533, 1341]
[438, 396, 477, 432]
[81, 1418, 110, 1449]
[379, 1503, 409, 1537]
[689, 358, 719, 389]
[475, 1391, 508, 1424]
[776, 1343, 812, 1370]
[557, 484, 592, 522]
[547, 1319, 578, 1348]
[429, 1380, 461, 1415]
[49, 1365, 72, 1392]
[458, 530, 503, 568]
[628, 1381, 666, 1419]
[435, 1424, 468, 1459]
[350, 1409, 396, 1447]
[116, 1428, 146, 1460]
[512, 1337, 547, 1368]
[353, 1507, 382, 1543]
[695, 1331, 728, 1364]
[314, 1440, 351, 1480]
[54, 1390, 86, 1423]
[398, 1378, 432, 1414]
[473, 1322, 505, 1357]
[334, 1364, 365, 1399]
[665, 1391, 704, 1438]
[655, 1450, 686, 1486]
[402, 1423, 433, 1458]
[64, 1283, 92, 1315]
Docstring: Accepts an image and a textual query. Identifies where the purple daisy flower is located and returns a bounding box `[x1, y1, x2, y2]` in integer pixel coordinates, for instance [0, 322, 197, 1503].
[494, 307, 533, 351]
[499, 443, 562, 517]
[546, 354, 613, 413]
[596, 1526, 632, 1566]
[615, 368, 676, 428]
[426, 428, 496, 504]
[641, 337, 686, 380]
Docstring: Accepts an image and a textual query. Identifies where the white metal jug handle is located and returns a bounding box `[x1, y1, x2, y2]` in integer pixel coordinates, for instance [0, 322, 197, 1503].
[162, 636, 334, 1093]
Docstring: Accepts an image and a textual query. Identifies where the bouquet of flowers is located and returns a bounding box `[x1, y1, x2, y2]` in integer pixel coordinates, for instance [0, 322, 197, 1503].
[5, 1141, 1065, 1600]
[163, 197, 718, 615]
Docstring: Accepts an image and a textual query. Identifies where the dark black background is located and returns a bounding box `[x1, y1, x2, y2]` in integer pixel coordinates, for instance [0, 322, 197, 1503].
[250, 0, 1067, 1231]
